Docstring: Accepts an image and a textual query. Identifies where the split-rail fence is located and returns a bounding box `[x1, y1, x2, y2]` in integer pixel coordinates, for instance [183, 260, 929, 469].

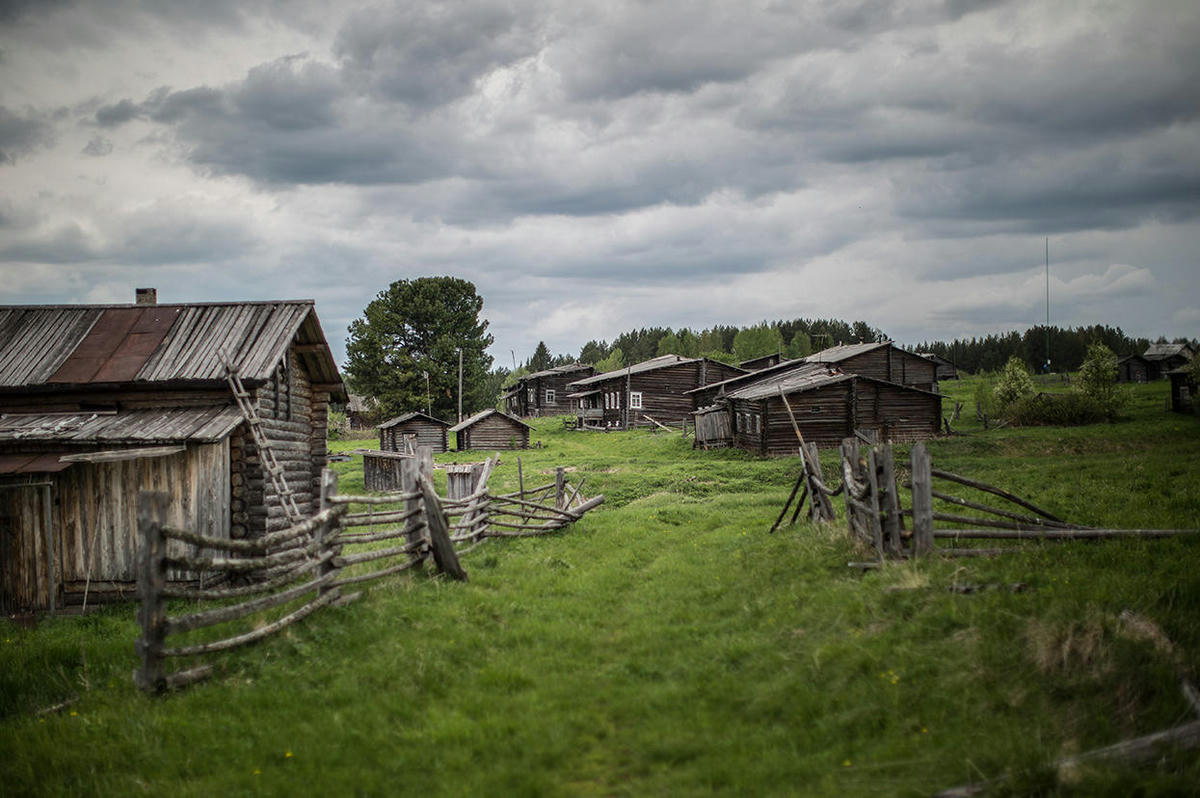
[134, 448, 602, 693]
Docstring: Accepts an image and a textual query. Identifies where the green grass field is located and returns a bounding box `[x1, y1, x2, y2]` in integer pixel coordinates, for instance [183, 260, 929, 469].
[3, 378, 1199, 796]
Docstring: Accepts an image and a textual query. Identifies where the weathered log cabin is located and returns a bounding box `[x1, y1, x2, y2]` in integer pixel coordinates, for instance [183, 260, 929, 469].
[503, 363, 596, 417]
[566, 355, 746, 430]
[692, 362, 941, 455]
[451, 409, 532, 450]
[1117, 354, 1153, 383]
[1143, 343, 1194, 380]
[806, 342, 939, 393]
[0, 295, 344, 612]
[378, 411, 450, 454]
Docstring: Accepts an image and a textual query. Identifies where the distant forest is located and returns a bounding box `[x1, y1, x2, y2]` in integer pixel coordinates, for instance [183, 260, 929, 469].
[510, 318, 1198, 379]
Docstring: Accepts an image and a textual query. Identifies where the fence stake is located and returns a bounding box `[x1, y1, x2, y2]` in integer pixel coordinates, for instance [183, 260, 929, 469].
[911, 442, 934, 556]
[402, 456, 427, 567]
[135, 491, 169, 693]
[864, 446, 885, 558]
[555, 467, 565, 510]
[877, 446, 902, 556]
[317, 468, 338, 595]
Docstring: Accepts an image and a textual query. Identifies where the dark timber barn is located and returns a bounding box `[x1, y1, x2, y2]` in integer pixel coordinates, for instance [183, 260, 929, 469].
[451, 409, 532, 450]
[504, 363, 595, 417]
[0, 295, 344, 612]
[807, 342, 939, 392]
[378, 411, 450, 454]
[692, 362, 941, 455]
[566, 355, 746, 429]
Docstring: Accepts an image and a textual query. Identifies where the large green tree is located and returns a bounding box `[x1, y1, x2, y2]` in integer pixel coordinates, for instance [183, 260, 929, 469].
[344, 277, 494, 422]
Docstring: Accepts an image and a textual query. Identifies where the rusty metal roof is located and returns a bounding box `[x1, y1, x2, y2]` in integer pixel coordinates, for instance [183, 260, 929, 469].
[0, 300, 343, 396]
[0, 406, 244, 445]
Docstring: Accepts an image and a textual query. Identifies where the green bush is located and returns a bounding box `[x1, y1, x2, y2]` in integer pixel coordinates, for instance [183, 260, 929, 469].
[1077, 342, 1128, 421]
[1007, 392, 1106, 426]
[994, 356, 1035, 407]
[327, 409, 350, 440]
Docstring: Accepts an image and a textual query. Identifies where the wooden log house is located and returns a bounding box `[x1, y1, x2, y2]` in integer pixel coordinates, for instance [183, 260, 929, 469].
[0, 294, 344, 612]
[1117, 354, 1153, 383]
[378, 411, 450, 454]
[566, 355, 746, 430]
[806, 342, 939, 392]
[451, 409, 532, 450]
[692, 362, 941, 454]
[1168, 364, 1197, 413]
[1143, 343, 1194, 380]
[503, 363, 596, 417]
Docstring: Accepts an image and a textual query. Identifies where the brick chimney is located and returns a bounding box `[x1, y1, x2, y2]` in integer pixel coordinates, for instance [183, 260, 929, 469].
[135, 288, 157, 305]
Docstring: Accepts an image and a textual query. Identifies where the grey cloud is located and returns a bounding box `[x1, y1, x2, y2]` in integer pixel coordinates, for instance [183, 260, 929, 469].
[333, 0, 540, 108]
[0, 105, 53, 164]
[81, 135, 112, 156]
[95, 99, 140, 127]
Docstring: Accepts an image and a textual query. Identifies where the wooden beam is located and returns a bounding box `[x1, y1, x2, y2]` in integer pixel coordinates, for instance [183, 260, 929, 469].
[59, 445, 186, 464]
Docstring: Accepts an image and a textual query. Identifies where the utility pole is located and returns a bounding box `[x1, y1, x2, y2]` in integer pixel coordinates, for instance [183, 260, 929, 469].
[1045, 237, 1051, 373]
[457, 348, 463, 423]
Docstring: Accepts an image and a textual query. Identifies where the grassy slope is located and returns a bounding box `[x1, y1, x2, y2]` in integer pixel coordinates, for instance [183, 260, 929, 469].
[2, 379, 1199, 796]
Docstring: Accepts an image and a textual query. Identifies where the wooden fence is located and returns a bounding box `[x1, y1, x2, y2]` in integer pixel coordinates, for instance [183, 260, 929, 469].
[134, 448, 603, 693]
[773, 438, 1198, 561]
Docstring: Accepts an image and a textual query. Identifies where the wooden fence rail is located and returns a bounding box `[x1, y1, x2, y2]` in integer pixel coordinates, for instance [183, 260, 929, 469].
[771, 438, 1198, 561]
[135, 448, 603, 693]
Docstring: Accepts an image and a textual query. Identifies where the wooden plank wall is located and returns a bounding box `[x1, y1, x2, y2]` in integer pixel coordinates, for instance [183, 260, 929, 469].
[854, 382, 941, 442]
[761, 383, 855, 454]
[0, 442, 230, 612]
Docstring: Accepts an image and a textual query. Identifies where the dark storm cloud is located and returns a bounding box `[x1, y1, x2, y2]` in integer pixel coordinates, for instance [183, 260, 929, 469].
[0, 106, 53, 164]
[333, 0, 540, 108]
[94, 99, 140, 127]
[81, 134, 112, 156]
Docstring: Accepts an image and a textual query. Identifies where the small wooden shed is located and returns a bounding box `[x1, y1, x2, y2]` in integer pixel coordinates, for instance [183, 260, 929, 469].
[1144, 344, 1194, 380]
[378, 411, 450, 454]
[451, 409, 532, 451]
[1167, 365, 1196, 413]
[0, 296, 344, 612]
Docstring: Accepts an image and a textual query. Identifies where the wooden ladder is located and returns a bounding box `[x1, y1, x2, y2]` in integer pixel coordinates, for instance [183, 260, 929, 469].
[222, 355, 303, 525]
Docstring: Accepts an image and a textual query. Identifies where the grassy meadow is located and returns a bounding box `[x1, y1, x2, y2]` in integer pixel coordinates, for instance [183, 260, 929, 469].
[2, 377, 1199, 796]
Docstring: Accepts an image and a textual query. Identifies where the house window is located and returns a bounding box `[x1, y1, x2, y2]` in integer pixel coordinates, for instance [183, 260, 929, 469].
[545, 389, 556, 405]
[629, 391, 643, 409]
[527, 388, 535, 403]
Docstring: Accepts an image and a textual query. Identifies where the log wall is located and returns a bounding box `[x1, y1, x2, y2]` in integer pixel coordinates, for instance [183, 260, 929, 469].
[382, 420, 447, 453]
[459, 415, 529, 450]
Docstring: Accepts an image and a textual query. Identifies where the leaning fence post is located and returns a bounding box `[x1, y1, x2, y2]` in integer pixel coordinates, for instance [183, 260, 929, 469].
[317, 468, 338, 594]
[555, 466, 565, 510]
[910, 442, 934, 556]
[419, 475, 468, 581]
[864, 446, 885, 558]
[402, 456, 427, 567]
[134, 491, 169, 693]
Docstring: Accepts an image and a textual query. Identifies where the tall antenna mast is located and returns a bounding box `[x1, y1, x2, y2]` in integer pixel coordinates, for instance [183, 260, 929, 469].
[1044, 237, 1050, 372]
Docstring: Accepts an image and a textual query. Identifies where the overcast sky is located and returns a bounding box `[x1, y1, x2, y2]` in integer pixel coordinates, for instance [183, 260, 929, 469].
[2, 0, 1197, 368]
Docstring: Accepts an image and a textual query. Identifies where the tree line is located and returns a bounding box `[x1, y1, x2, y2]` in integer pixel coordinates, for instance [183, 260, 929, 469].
[341, 276, 1195, 423]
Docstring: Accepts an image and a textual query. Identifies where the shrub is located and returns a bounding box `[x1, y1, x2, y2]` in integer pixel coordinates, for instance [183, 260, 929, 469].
[994, 356, 1035, 407]
[1007, 392, 1106, 426]
[327, 409, 350, 440]
[1077, 342, 1128, 421]
[972, 375, 1000, 420]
